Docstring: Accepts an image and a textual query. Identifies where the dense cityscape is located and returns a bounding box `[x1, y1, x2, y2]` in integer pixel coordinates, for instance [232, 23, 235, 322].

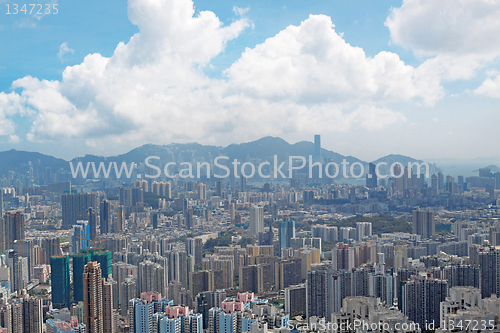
[0, 135, 499, 332]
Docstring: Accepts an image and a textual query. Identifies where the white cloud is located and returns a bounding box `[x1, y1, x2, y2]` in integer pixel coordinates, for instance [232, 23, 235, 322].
[58, 42, 74, 62]
[233, 6, 249, 17]
[385, 0, 500, 81]
[8, 135, 20, 143]
[475, 73, 500, 98]
[0, 0, 430, 151]
[386, 0, 500, 57]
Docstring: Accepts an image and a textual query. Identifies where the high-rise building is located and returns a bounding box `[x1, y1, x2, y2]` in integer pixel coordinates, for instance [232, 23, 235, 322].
[88, 207, 98, 238]
[368, 268, 394, 306]
[355, 222, 372, 241]
[100, 200, 111, 234]
[278, 220, 295, 250]
[83, 261, 104, 333]
[73, 253, 91, 302]
[400, 276, 447, 327]
[314, 134, 321, 163]
[275, 258, 302, 290]
[216, 180, 223, 197]
[120, 276, 137, 315]
[437, 172, 444, 191]
[51, 255, 71, 309]
[306, 268, 328, 318]
[138, 260, 166, 296]
[128, 298, 154, 333]
[2, 212, 25, 250]
[412, 208, 435, 239]
[0, 188, 3, 217]
[185, 207, 194, 230]
[22, 294, 43, 333]
[186, 238, 203, 265]
[366, 163, 377, 188]
[474, 246, 500, 298]
[249, 206, 264, 235]
[116, 205, 124, 232]
[239, 265, 264, 294]
[102, 279, 115, 333]
[431, 174, 438, 196]
[285, 284, 306, 316]
[62, 192, 98, 228]
[332, 243, 355, 270]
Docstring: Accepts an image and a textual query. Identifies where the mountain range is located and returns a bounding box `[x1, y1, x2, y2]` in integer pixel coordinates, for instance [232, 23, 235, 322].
[0, 136, 442, 178]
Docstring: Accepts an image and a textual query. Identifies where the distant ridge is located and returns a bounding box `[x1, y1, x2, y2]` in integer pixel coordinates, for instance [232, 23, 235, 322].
[0, 137, 439, 177]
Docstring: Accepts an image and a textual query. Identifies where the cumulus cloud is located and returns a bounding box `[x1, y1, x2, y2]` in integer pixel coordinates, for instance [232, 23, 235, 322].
[385, 0, 500, 80]
[0, 0, 433, 151]
[226, 14, 442, 105]
[58, 42, 74, 62]
[475, 73, 500, 98]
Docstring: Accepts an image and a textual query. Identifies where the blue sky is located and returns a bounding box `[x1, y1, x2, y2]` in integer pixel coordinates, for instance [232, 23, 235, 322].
[0, 0, 499, 164]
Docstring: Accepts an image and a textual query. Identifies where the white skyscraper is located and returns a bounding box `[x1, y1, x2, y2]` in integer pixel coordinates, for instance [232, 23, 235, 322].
[249, 205, 264, 235]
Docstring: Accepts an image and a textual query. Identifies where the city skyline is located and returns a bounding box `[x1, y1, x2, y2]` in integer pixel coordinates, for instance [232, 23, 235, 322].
[0, 0, 499, 161]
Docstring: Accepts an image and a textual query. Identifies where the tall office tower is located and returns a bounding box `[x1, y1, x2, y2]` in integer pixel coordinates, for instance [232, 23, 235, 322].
[62, 192, 98, 228]
[314, 134, 321, 163]
[50, 255, 71, 309]
[102, 279, 115, 333]
[249, 205, 264, 235]
[476, 246, 500, 298]
[22, 294, 43, 333]
[393, 164, 404, 193]
[186, 238, 203, 265]
[355, 222, 372, 241]
[100, 200, 111, 234]
[120, 276, 137, 315]
[216, 180, 223, 197]
[73, 253, 91, 302]
[412, 208, 435, 239]
[128, 298, 154, 333]
[332, 243, 355, 270]
[240, 173, 247, 192]
[400, 276, 447, 327]
[138, 260, 166, 296]
[84, 261, 104, 333]
[3, 212, 25, 250]
[366, 163, 378, 188]
[116, 205, 124, 232]
[437, 171, 444, 190]
[278, 220, 295, 250]
[431, 174, 438, 196]
[152, 213, 158, 229]
[88, 207, 98, 238]
[185, 207, 194, 230]
[285, 284, 306, 316]
[0, 188, 3, 216]
[306, 268, 329, 318]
